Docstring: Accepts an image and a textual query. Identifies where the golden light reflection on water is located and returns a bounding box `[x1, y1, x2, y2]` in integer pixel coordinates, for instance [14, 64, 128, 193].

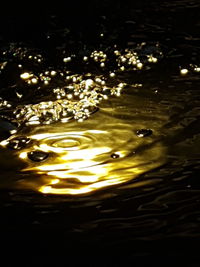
[3, 106, 165, 196]
[0, 42, 168, 195]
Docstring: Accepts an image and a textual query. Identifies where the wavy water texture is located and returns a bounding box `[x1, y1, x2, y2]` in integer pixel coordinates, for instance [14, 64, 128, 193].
[0, 90, 166, 195]
[0, 1, 200, 246]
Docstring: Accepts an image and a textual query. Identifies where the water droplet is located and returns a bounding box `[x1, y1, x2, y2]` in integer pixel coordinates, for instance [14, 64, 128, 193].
[28, 150, 49, 162]
[7, 136, 30, 150]
[20, 72, 32, 79]
[180, 68, 188, 75]
[111, 153, 120, 159]
[136, 129, 153, 137]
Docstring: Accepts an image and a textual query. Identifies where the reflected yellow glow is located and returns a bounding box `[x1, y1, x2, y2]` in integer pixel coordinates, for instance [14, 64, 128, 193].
[50, 179, 60, 184]
[60, 147, 111, 160]
[0, 43, 167, 196]
[10, 114, 165, 195]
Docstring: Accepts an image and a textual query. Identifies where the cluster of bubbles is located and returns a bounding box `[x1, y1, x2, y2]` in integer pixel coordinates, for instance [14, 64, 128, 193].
[0, 99, 11, 109]
[180, 64, 200, 75]
[0, 42, 163, 129]
[14, 73, 126, 125]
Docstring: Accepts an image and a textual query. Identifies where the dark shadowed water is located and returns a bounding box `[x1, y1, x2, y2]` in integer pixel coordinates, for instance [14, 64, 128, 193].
[0, 1, 200, 265]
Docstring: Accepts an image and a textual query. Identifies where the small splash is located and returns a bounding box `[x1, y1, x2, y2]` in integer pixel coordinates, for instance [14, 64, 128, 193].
[0, 101, 166, 195]
[0, 42, 162, 131]
[0, 42, 166, 195]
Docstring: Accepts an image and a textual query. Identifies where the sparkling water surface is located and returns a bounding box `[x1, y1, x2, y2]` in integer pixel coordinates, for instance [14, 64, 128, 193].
[0, 0, 200, 264]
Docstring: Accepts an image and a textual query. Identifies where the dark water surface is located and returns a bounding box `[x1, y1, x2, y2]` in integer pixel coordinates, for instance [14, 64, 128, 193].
[0, 1, 200, 265]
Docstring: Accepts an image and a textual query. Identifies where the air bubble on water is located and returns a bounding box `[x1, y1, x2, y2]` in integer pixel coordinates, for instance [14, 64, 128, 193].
[194, 66, 200, 72]
[50, 70, 57, 76]
[63, 57, 72, 63]
[31, 78, 38, 84]
[20, 72, 32, 79]
[180, 68, 188, 75]
[111, 153, 120, 159]
[109, 72, 115, 77]
[136, 129, 153, 138]
[83, 56, 88, 61]
[28, 150, 49, 162]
